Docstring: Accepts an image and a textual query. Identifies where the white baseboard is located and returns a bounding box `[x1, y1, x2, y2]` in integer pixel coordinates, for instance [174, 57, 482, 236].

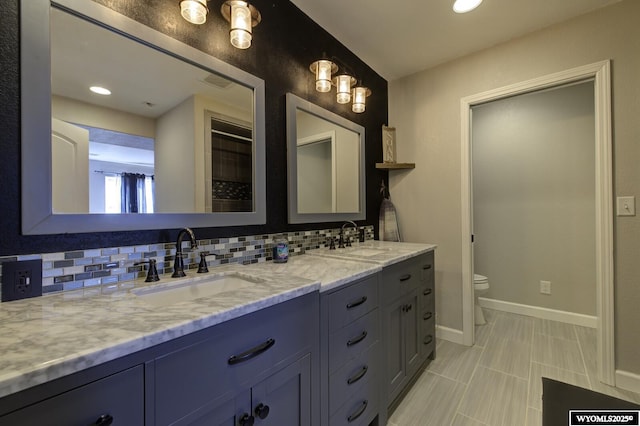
[436, 325, 465, 345]
[616, 370, 640, 394]
[478, 297, 597, 328]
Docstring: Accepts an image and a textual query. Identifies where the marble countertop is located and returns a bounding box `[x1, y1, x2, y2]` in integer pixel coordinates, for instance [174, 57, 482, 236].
[0, 241, 435, 399]
[241, 254, 382, 293]
[309, 240, 437, 266]
[0, 265, 318, 398]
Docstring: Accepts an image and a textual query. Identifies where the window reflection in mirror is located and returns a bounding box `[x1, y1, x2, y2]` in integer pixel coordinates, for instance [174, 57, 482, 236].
[50, 7, 254, 214]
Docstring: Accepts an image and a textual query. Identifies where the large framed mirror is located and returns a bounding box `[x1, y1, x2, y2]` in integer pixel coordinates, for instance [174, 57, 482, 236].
[21, 0, 266, 234]
[286, 93, 365, 224]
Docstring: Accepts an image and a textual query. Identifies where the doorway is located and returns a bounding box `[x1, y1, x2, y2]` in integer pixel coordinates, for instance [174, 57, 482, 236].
[460, 61, 614, 385]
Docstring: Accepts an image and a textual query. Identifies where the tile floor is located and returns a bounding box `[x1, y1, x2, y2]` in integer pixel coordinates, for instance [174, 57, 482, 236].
[388, 309, 640, 426]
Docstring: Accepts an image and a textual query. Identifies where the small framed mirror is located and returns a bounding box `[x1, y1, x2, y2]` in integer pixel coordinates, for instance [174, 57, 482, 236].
[286, 93, 365, 224]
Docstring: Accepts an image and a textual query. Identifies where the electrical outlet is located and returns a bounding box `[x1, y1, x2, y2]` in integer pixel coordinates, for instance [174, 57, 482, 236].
[1, 259, 43, 302]
[540, 280, 551, 295]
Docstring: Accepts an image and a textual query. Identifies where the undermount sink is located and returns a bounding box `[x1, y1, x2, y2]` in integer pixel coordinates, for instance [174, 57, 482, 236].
[133, 273, 259, 307]
[344, 248, 389, 257]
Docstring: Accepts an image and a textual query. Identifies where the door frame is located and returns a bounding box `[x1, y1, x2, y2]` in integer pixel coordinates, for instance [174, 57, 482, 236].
[459, 60, 615, 385]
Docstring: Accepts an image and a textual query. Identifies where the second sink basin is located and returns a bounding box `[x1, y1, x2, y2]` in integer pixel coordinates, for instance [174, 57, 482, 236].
[345, 248, 389, 257]
[133, 273, 260, 307]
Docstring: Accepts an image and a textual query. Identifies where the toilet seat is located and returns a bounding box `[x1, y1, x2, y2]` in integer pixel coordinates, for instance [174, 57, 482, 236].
[474, 274, 489, 291]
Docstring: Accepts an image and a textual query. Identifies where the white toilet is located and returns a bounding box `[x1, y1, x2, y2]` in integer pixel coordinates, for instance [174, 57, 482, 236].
[474, 274, 490, 325]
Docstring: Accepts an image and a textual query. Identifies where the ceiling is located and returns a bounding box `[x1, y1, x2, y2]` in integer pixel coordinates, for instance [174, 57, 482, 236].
[289, 0, 622, 81]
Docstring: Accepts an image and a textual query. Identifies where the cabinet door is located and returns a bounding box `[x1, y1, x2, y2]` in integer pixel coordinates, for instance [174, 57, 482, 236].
[404, 288, 422, 379]
[177, 393, 240, 426]
[251, 354, 311, 426]
[384, 296, 406, 404]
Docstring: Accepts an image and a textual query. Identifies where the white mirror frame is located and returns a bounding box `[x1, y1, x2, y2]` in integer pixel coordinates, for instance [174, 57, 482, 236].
[286, 93, 365, 224]
[21, 0, 266, 234]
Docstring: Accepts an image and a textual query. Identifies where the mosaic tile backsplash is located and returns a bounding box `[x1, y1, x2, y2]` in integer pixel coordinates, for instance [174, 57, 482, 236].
[0, 226, 374, 297]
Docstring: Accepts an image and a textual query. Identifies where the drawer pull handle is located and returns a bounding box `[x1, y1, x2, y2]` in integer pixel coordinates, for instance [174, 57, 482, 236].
[423, 312, 433, 321]
[347, 365, 369, 385]
[228, 338, 275, 365]
[93, 414, 114, 426]
[423, 288, 432, 296]
[239, 413, 255, 426]
[347, 330, 368, 347]
[399, 274, 412, 282]
[424, 335, 434, 345]
[423, 264, 432, 270]
[346, 296, 368, 309]
[347, 400, 368, 423]
[254, 403, 270, 419]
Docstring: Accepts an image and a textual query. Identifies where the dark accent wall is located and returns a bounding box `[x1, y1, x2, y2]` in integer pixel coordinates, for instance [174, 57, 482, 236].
[0, 0, 388, 256]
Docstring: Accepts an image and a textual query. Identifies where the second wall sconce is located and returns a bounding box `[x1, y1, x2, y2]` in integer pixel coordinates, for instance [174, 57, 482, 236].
[310, 57, 372, 113]
[180, 0, 261, 49]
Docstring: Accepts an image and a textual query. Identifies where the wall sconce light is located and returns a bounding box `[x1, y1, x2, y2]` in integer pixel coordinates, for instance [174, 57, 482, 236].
[352, 85, 371, 113]
[334, 73, 356, 104]
[180, 0, 209, 25]
[309, 59, 338, 93]
[221, 1, 261, 49]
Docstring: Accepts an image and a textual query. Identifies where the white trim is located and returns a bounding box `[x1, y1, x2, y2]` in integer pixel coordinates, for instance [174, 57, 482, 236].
[478, 297, 597, 328]
[615, 370, 640, 394]
[460, 60, 614, 384]
[436, 325, 465, 345]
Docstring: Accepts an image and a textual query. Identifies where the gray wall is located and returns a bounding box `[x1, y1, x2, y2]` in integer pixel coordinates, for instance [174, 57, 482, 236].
[389, 0, 640, 374]
[472, 82, 596, 316]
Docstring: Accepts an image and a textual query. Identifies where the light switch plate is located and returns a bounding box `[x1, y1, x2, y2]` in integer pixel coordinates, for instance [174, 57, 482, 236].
[617, 196, 636, 216]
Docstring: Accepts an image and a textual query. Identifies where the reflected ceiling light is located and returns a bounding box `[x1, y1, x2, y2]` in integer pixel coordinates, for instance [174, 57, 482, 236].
[334, 73, 356, 104]
[90, 86, 111, 95]
[180, 0, 208, 24]
[453, 0, 483, 13]
[221, 1, 261, 49]
[352, 85, 371, 113]
[309, 59, 338, 93]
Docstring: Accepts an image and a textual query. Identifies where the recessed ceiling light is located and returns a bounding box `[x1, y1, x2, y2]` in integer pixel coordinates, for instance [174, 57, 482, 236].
[90, 86, 111, 95]
[453, 0, 483, 13]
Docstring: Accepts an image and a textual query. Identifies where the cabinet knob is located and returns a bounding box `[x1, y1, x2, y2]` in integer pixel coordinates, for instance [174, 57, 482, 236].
[239, 413, 255, 426]
[402, 304, 412, 313]
[254, 403, 270, 420]
[93, 414, 114, 426]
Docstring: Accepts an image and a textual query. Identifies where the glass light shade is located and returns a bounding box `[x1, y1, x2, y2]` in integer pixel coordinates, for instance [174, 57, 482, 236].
[230, 2, 252, 49]
[335, 74, 352, 104]
[453, 0, 483, 13]
[352, 86, 368, 113]
[180, 0, 208, 24]
[315, 60, 334, 93]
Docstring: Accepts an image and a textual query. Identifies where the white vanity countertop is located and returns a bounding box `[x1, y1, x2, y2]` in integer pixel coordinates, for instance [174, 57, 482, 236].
[0, 265, 319, 399]
[309, 240, 437, 266]
[241, 254, 382, 293]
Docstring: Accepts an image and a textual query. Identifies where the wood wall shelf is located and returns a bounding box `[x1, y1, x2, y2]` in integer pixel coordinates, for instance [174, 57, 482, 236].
[375, 162, 416, 170]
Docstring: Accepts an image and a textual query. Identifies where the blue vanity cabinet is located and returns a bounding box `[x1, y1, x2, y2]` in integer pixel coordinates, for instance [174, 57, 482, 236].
[151, 292, 319, 426]
[380, 253, 435, 411]
[0, 292, 319, 426]
[320, 274, 383, 426]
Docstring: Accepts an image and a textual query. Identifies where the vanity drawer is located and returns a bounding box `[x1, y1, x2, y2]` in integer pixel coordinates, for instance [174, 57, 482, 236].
[329, 309, 379, 374]
[420, 284, 435, 312]
[421, 311, 436, 358]
[328, 274, 378, 332]
[380, 257, 422, 300]
[329, 341, 379, 415]
[329, 372, 379, 426]
[0, 365, 143, 425]
[154, 293, 317, 424]
[419, 251, 435, 282]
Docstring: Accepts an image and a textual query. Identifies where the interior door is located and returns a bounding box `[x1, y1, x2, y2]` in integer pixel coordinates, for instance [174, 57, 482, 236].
[51, 118, 89, 213]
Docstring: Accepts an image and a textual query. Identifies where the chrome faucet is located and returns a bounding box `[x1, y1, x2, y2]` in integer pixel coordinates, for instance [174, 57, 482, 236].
[172, 227, 198, 277]
[339, 221, 359, 248]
